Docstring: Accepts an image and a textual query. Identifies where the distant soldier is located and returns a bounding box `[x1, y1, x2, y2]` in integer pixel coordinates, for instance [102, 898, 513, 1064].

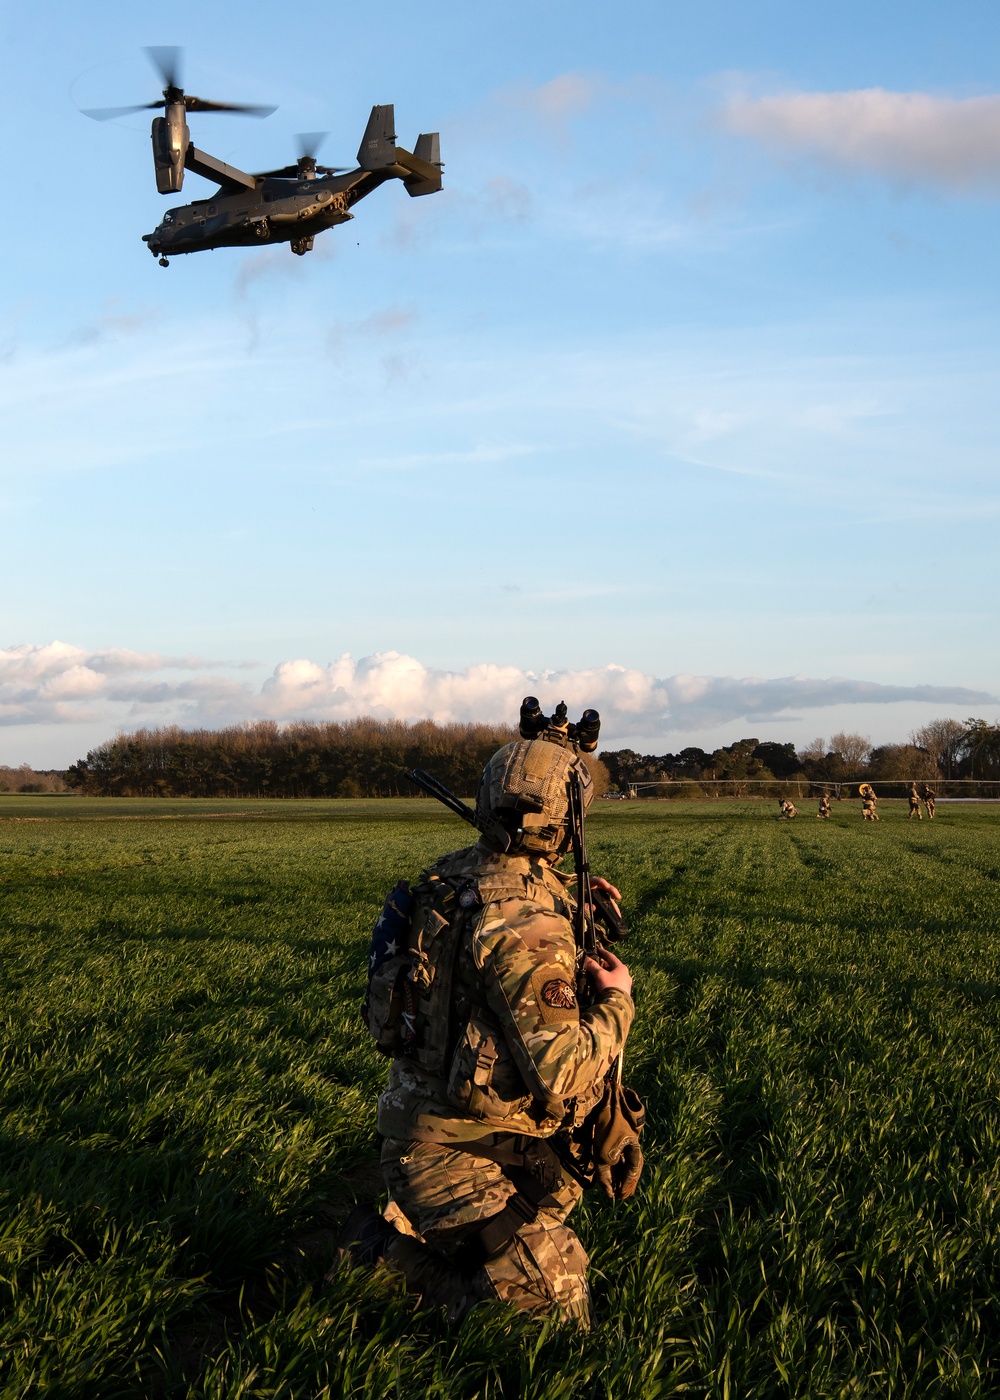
[907, 784, 923, 821]
[817, 792, 831, 819]
[921, 784, 937, 819]
[778, 797, 797, 819]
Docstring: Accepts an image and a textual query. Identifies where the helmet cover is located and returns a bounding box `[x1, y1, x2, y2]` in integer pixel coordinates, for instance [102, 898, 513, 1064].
[476, 739, 593, 856]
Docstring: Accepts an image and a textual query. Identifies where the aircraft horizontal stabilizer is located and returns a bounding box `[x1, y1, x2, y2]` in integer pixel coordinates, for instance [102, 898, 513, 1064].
[399, 132, 443, 196]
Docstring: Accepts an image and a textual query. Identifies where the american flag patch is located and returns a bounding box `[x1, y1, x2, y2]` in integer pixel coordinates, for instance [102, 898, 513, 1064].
[361, 879, 415, 1026]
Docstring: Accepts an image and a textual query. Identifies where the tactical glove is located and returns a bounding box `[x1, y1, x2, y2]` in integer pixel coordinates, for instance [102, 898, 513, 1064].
[580, 1079, 646, 1201]
[595, 1137, 644, 1201]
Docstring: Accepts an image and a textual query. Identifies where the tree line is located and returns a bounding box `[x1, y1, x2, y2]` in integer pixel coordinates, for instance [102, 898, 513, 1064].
[62, 719, 556, 799]
[16, 714, 999, 800]
[65, 720, 524, 798]
[600, 718, 1000, 794]
[0, 765, 69, 794]
[64, 720, 612, 799]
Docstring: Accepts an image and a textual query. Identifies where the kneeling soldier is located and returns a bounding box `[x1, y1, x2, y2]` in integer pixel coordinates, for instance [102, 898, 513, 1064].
[347, 703, 641, 1326]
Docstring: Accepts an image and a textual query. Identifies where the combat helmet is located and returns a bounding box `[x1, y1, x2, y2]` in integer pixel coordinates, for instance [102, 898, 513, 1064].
[475, 698, 600, 857]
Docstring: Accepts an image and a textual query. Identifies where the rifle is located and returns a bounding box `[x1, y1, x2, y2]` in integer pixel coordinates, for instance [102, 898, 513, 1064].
[568, 766, 597, 960]
[407, 767, 513, 853]
[565, 767, 642, 1201]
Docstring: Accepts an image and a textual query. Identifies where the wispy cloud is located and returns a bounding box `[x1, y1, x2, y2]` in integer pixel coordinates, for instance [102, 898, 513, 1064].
[2, 642, 993, 741]
[63, 298, 159, 350]
[722, 88, 1000, 191]
[3, 305, 998, 524]
[0, 643, 247, 727]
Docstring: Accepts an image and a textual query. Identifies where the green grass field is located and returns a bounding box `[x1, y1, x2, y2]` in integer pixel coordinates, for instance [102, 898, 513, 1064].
[2, 795, 999, 1398]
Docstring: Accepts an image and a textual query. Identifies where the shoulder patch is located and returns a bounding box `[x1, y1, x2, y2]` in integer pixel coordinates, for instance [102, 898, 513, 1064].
[541, 978, 577, 1010]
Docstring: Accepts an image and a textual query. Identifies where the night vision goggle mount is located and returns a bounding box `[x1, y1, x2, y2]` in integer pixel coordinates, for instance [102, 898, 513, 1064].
[518, 696, 601, 754]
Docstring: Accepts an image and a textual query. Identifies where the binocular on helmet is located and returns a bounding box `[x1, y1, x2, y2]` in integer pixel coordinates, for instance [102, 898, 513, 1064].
[519, 696, 601, 754]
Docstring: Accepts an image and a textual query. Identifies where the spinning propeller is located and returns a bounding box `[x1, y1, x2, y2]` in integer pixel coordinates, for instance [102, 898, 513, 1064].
[255, 133, 348, 179]
[82, 47, 276, 122]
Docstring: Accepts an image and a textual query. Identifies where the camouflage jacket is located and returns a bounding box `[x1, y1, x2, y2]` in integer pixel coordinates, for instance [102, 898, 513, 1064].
[377, 842, 634, 1144]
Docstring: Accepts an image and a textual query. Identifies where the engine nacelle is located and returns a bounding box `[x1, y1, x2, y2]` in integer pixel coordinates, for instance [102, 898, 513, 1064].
[151, 103, 190, 194]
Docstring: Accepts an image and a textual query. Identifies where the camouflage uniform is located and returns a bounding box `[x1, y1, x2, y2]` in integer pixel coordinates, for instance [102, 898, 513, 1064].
[817, 794, 831, 819]
[908, 784, 923, 820]
[859, 783, 878, 821]
[372, 741, 634, 1325]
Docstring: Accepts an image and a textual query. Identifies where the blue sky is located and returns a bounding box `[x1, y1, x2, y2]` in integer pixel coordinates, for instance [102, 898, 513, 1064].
[2, 0, 999, 765]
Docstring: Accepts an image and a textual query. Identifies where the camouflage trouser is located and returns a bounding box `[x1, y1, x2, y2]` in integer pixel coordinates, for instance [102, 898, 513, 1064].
[380, 1137, 590, 1326]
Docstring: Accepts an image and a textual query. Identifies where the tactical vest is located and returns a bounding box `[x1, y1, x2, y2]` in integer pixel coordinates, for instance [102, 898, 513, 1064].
[363, 851, 573, 1125]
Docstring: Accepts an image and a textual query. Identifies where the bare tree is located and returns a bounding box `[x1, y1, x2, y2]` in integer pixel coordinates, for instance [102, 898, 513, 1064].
[0, 764, 68, 793]
[868, 744, 938, 781]
[829, 732, 872, 771]
[797, 737, 825, 764]
[910, 718, 966, 778]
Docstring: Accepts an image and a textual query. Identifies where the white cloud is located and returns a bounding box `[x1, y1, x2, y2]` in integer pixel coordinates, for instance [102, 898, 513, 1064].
[1, 643, 993, 748]
[0, 643, 234, 726]
[722, 89, 1000, 190]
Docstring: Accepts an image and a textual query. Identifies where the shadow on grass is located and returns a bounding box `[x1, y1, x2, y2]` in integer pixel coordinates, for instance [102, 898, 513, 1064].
[652, 953, 1000, 1005]
[147, 1154, 386, 1396]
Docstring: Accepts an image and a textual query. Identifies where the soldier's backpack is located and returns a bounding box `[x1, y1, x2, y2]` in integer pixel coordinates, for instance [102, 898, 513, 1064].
[362, 864, 541, 1122]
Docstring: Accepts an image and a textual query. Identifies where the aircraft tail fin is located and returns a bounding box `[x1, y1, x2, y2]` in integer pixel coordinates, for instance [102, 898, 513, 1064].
[357, 104, 397, 170]
[413, 132, 441, 168]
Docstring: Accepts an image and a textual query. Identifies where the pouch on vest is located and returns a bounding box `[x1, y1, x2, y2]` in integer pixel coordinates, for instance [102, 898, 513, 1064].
[406, 881, 463, 1076]
[446, 1011, 533, 1122]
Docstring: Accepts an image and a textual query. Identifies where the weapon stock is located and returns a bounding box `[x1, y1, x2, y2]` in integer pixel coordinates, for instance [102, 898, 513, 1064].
[408, 768, 478, 825]
[406, 768, 512, 853]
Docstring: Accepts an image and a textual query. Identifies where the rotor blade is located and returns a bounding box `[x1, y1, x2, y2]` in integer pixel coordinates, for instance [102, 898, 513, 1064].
[315, 164, 349, 174]
[145, 45, 182, 90]
[296, 131, 328, 159]
[186, 97, 277, 116]
[81, 101, 162, 121]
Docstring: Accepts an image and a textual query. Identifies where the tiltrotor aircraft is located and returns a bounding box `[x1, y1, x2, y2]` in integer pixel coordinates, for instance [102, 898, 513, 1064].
[84, 49, 442, 265]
